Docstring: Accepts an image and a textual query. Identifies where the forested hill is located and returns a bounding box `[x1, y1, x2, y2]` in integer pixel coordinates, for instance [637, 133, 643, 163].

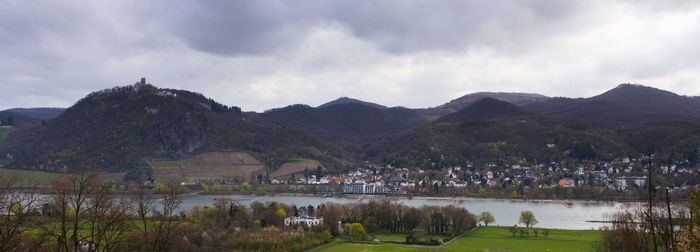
[2, 82, 699, 175]
[421, 92, 549, 119]
[522, 84, 700, 121]
[371, 89, 700, 168]
[371, 98, 629, 167]
[3, 108, 65, 120]
[256, 102, 430, 158]
[317, 97, 387, 110]
[0, 82, 347, 176]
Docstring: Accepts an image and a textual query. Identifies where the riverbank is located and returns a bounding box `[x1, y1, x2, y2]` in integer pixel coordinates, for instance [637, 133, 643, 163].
[193, 191, 649, 204]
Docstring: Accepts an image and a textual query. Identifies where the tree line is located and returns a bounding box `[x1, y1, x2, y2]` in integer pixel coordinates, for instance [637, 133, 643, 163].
[0, 167, 480, 251]
[0, 167, 185, 251]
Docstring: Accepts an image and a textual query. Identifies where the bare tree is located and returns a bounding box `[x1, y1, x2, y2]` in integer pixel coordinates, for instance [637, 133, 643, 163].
[41, 169, 93, 252]
[41, 166, 131, 252]
[149, 182, 184, 252]
[0, 174, 41, 251]
[317, 203, 343, 235]
[85, 178, 131, 252]
[129, 180, 154, 250]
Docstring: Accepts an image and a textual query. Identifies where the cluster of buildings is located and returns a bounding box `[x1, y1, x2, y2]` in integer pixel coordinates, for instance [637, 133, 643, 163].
[267, 155, 699, 195]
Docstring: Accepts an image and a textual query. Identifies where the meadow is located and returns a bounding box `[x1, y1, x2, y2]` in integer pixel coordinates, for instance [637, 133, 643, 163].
[308, 241, 483, 252]
[311, 226, 601, 252]
[0, 168, 60, 185]
[0, 128, 8, 140]
[445, 226, 601, 252]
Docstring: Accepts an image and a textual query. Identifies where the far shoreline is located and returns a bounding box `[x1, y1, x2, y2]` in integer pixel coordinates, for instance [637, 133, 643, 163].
[11, 186, 652, 204]
[192, 191, 648, 204]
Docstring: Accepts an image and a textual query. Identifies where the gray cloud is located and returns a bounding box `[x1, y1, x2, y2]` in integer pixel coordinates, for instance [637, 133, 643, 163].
[156, 0, 585, 55]
[1, 0, 700, 111]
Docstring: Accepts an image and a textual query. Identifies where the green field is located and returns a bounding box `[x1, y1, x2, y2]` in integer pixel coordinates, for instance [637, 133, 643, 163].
[310, 227, 601, 252]
[0, 128, 8, 140]
[308, 241, 483, 252]
[0, 168, 60, 185]
[373, 232, 451, 244]
[444, 226, 601, 252]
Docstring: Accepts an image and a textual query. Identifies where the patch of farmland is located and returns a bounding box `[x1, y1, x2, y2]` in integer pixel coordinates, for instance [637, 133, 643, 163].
[270, 159, 324, 178]
[0, 128, 8, 140]
[150, 152, 265, 179]
[0, 168, 123, 185]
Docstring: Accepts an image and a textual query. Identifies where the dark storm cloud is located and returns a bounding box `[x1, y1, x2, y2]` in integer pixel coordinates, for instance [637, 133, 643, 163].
[1, 0, 700, 111]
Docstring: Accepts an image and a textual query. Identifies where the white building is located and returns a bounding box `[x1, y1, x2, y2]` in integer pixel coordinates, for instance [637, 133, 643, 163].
[343, 182, 386, 194]
[615, 176, 646, 191]
[284, 216, 324, 227]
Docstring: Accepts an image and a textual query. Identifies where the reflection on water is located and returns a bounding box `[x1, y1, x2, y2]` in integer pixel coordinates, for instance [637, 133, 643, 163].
[177, 194, 641, 230]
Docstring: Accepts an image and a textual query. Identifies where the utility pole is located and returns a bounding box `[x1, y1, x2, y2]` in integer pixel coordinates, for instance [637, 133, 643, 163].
[648, 154, 658, 252]
[665, 188, 674, 252]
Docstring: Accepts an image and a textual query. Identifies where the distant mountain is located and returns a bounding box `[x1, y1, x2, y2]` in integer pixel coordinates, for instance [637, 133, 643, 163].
[0, 81, 346, 176]
[3, 82, 700, 174]
[373, 93, 700, 167]
[422, 92, 548, 119]
[523, 84, 700, 121]
[0, 110, 41, 128]
[436, 98, 528, 123]
[373, 98, 627, 167]
[317, 97, 387, 110]
[258, 102, 430, 157]
[4, 108, 65, 120]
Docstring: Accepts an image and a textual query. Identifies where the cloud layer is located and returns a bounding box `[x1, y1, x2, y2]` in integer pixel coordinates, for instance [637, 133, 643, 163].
[1, 0, 700, 111]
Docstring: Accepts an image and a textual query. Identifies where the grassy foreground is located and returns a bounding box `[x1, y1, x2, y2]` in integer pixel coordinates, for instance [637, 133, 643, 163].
[373, 232, 451, 243]
[308, 241, 483, 252]
[444, 226, 600, 252]
[310, 226, 601, 252]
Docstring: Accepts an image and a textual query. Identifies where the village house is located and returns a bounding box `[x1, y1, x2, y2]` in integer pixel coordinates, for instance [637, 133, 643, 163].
[284, 216, 324, 227]
[558, 179, 574, 188]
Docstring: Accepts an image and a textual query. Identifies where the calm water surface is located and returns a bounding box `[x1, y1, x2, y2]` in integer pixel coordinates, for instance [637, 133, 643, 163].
[177, 194, 641, 230]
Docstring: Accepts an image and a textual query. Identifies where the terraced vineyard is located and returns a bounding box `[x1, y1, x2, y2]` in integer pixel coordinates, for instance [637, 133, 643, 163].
[150, 152, 265, 181]
[270, 159, 324, 178]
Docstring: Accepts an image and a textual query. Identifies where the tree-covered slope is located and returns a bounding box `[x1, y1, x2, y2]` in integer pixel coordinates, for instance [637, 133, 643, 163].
[0, 83, 347, 175]
[373, 97, 700, 168]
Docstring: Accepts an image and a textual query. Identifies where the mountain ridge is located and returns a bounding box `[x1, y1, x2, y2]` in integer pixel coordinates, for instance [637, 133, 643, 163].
[522, 83, 700, 121]
[0, 81, 347, 176]
[2, 82, 700, 178]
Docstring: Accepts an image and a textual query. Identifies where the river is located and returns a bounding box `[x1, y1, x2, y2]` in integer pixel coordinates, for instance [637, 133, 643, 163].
[177, 194, 642, 230]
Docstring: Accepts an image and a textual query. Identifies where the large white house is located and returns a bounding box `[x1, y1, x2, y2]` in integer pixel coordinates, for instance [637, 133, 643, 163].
[284, 216, 324, 227]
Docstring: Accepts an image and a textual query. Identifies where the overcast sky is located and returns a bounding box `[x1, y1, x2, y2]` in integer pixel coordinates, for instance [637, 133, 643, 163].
[2, 0, 700, 111]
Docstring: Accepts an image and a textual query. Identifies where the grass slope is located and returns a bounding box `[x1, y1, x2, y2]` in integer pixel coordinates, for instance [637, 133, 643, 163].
[444, 226, 601, 252]
[0, 168, 59, 185]
[0, 169, 124, 185]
